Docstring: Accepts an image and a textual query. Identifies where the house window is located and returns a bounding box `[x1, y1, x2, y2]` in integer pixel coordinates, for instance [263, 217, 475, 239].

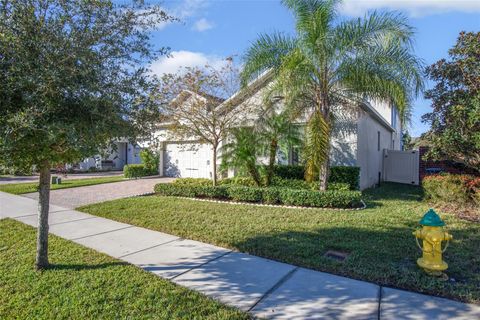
[377, 131, 381, 151]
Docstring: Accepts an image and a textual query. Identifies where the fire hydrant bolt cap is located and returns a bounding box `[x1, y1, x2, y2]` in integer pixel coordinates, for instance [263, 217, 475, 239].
[419, 209, 445, 227]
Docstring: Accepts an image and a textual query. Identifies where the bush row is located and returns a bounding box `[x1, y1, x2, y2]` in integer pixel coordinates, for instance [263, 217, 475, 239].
[154, 183, 362, 209]
[259, 165, 360, 190]
[173, 176, 350, 191]
[423, 174, 480, 207]
[123, 164, 157, 179]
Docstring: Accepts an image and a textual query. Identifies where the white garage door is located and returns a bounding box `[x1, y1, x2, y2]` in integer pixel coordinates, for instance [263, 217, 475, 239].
[163, 143, 212, 178]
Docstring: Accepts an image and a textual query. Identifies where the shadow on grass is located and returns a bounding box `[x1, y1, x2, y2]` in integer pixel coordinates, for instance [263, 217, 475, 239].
[47, 261, 128, 271]
[362, 182, 425, 208]
[233, 224, 480, 304]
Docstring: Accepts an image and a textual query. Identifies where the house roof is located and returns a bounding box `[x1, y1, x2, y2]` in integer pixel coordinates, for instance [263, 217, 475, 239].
[170, 90, 225, 107]
[162, 69, 396, 133]
[359, 100, 395, 132]
[220, 70, 396, 132]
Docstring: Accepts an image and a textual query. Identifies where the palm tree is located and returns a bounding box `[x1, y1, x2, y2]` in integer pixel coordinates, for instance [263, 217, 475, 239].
[256, 111, 302, 186]
[241, 0, 423, 190]
[221, 127, 262, 186]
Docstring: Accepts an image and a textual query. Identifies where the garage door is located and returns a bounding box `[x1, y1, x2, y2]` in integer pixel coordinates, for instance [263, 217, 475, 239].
[163, 143, 212, 178]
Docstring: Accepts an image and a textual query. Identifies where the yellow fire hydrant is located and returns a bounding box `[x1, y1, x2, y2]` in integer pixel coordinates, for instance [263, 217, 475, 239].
[413, 209, 453, 276]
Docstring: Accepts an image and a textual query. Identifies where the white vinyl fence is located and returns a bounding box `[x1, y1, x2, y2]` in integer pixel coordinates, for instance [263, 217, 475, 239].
[383, 149, 419, 185]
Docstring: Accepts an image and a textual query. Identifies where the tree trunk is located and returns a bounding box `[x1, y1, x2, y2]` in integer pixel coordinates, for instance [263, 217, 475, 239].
[319, 157, 329, 191]
[212, 146, 217, 186]
[247, 163, 262, 187]
[318, 103, 331, 192]
[266, 139, 277, 186]
[36, 161, 51, 270]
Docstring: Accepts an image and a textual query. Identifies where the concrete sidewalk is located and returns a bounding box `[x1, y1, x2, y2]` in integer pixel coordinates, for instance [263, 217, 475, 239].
[1, 191, 479, 319]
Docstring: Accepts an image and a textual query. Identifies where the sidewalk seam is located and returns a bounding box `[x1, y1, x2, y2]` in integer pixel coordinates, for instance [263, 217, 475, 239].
[10, 209, 82, 219]
[70, 226, 134, 241]
[49, 216, 97, 226]
[170, 250, 233, 280]
[118, 238, 182, 259]
[377, 286, 383, 320]
[248, 266, 299, 312]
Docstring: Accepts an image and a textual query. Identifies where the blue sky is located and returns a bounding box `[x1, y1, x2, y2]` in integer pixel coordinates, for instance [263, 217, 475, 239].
[148, 0, 480, 137]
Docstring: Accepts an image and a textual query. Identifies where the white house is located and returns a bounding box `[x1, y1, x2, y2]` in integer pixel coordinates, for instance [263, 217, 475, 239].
[72, 139, 143, 171]
[152, 72, 402, 190]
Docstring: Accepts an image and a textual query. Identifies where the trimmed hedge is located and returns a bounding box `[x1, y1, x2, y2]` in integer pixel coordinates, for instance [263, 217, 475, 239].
[174, 177, 353, 192]
[262, 165, 360, 190]
[226, 186, 263, 202]
[269, 165, 305, 180]
[173, 178, 212, 186]
[218, 177, 258, 187]
[154, 183, 362, 209]
[328, 182, 350, 191]
[124, 164, 152, 179]
[278, 188, 360, 208]
[262, 188, 280, 204]
[329, 166, 360, 190]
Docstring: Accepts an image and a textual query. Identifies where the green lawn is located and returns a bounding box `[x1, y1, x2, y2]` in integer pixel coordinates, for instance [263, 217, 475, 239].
[79, 183, 480, 304]
[0, 176, 125, 194]
[0, 219, 249, 319]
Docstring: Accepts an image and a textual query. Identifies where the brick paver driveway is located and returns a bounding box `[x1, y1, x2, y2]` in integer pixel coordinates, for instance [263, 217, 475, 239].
[21, 177, 174, 208]
[0, 171, 124, 185]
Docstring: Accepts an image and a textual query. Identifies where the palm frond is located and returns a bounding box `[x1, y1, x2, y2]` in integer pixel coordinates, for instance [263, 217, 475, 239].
[241, 32, 296, 86]
[333, 10, 414, 53]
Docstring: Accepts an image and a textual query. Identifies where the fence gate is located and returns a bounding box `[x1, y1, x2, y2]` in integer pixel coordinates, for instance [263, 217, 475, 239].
[383, 149, 419, 185]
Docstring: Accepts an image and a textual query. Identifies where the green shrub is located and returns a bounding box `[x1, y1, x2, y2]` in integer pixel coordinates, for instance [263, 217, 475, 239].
[154, 183, 196, 197]
[124, 164, 149, 179]
[154, 183, 362, 208]
[219, 177, 257, 186]
[140, 149, 159, 175]
[261, 165, 360, 190]
[278, 188, 361, 208]
[423, 174, 479, 207]
[173, 178, 212, 186]
[270, 165, 305, 180]
[329, 166, 360, 190]
[193, 185, 229, 199]
[226, 186, 263, 203]
[262, 188, 280, 204]
[270, 176, 312, 189]
[328, 182, 350, 191]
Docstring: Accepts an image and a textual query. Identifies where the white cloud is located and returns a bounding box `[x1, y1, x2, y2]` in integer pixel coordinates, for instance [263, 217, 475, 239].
[176, 0, 210, 19]
[339, 0, 480, 17]
[150, 50, 227, 76]
[192, 18, 214, 32]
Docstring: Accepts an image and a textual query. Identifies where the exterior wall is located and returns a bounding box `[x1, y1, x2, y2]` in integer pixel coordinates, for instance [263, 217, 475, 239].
[330, 110, 358, 166]
[76, 142, 141, 171]
[370, 99, 402, 150]
[356, 112, 395, 190]
[370, 99, 391, 126]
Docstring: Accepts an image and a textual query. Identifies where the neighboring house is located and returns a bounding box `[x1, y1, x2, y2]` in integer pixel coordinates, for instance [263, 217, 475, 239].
[152, 72, 402, 190]
[70, 140, 143, 171]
